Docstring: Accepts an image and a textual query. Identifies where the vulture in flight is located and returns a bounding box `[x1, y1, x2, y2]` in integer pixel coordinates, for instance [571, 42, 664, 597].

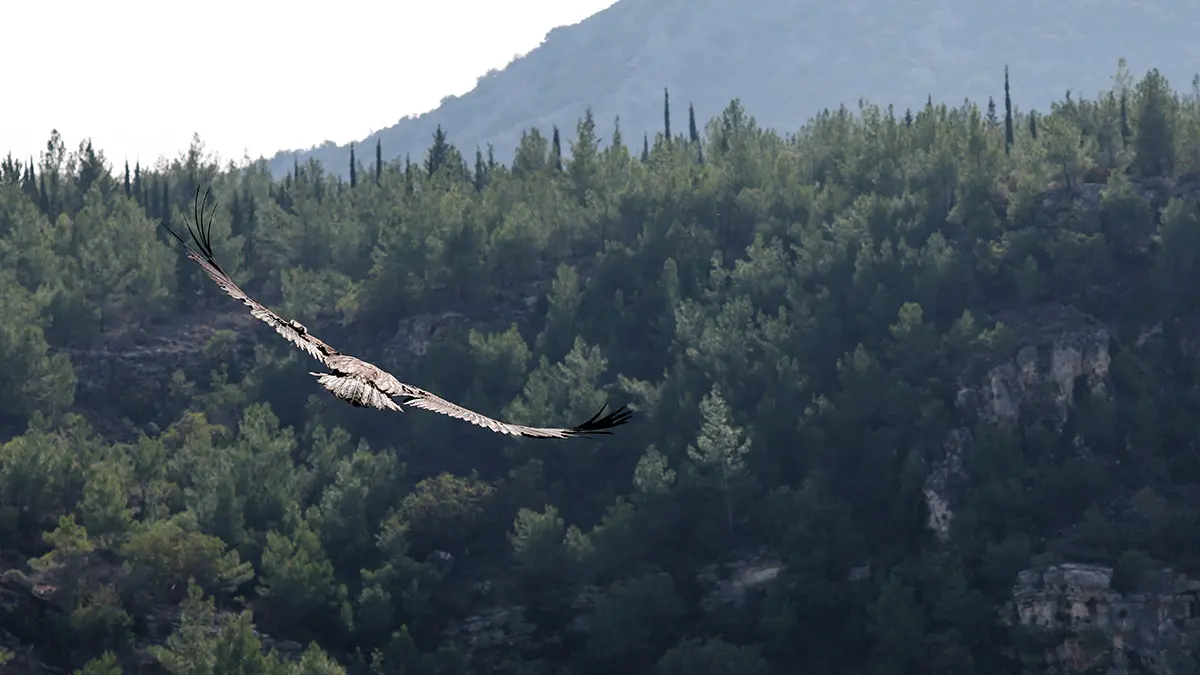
[160, 187, 633, 439]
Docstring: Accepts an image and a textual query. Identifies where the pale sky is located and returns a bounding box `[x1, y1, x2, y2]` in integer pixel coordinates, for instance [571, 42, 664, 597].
[6, 0, 618, 169]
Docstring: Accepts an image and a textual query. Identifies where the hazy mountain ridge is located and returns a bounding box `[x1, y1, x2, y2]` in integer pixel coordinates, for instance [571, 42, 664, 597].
[266, 0, 1200, 179]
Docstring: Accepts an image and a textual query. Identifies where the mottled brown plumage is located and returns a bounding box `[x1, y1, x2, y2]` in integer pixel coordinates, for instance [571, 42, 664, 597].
[161, 187, 633, 439]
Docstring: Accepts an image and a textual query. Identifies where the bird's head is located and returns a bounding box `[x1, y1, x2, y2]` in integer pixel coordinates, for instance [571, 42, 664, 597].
[289, 319, 308, 335]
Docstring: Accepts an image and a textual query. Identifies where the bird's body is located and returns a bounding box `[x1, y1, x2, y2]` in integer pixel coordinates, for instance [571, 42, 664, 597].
[160, 187, 632, 439]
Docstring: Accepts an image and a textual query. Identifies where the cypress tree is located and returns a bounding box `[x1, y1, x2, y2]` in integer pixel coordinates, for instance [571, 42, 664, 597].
[1120, 92, 1132, 146]
[134, 163, 144, 207]
[242, 188, 257, 270]
[123, 161, 131, 196]
[690, 104, 704, 163]
[161, 178, 170, 226]
[349, 143, 357, 188]
[1029, 111, 1038, 140]
[663, 88, 671, 142]
[1004, 66, 1014, 155]
[426, 125, 450, 177]
[641, 133, 650, 162]
[21, 158, 36, 199]
[229, 189, 242, 235]
[551, 126, 563, 170]
[474, 147, 486, 192]
[375, 138, 382, 185]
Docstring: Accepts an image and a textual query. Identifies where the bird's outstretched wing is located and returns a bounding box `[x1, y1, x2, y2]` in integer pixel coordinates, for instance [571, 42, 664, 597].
[364, 370, 632, 439]
[161, 187, 336, 364]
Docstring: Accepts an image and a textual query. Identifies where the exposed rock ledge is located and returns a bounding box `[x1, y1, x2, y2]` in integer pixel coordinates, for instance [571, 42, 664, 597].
[1006, 563, 1200, 675]
[923, 303, 1113, 542]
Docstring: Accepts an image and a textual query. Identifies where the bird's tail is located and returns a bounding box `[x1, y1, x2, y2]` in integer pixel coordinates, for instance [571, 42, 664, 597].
[309, 372, 403, 412]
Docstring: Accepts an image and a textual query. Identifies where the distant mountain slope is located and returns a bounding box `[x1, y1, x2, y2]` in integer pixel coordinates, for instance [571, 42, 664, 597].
[266, 0, 1200, 179]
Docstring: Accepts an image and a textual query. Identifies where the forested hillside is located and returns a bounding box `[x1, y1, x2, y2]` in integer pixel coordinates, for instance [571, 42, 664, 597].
[4, 62, 1200, 674]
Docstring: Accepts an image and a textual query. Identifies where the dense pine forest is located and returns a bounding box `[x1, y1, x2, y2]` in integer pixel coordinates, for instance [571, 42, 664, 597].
[4, 59, 1200, 674]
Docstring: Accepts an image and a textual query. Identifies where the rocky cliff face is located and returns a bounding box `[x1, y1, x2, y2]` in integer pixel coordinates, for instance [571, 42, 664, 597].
[1007, 563, 1200, 675]
[913, 175, 1200, 560]
[958, 308, 1112, 429]
[923, 302, 1113, 542]
[917, 175, 1200, 674]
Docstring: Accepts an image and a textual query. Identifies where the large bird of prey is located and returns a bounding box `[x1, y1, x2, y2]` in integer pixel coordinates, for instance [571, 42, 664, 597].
[160, 188, 633, 439]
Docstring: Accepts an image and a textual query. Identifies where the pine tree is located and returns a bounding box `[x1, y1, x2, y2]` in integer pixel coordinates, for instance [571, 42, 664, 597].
[1132, 68, 1177, 177]
[986, 97, 998, 126]
[375, 138, 383, 185]
[76, 140, 103, 197]
[663, 88, 672, 143]
[349, 143, 357, 188]
[904, 109, 913, 127]
[1004, 66, 1014, 155]
[0, 154, 16, 185]
[686, 384, 752, 535]
[551, 126, 563, 171]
